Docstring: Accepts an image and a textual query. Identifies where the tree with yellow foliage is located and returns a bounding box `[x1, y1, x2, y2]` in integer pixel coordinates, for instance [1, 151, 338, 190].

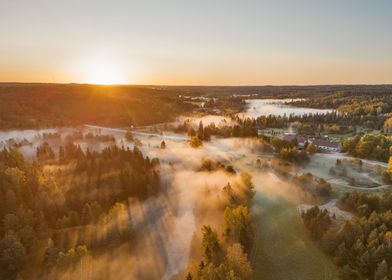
[384, 116, 392, 134]
[306, 143, 317, 154]
[382, 156, 392, 183]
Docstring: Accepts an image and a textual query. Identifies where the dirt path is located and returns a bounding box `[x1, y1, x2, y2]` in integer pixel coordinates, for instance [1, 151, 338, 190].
[318, 152, 388, 168]
[327, 178, 391, 190]
[297, 199, 353, 220]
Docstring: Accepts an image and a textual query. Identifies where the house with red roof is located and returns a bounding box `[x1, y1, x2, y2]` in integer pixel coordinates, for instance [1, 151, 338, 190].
[282, 133, 342, 152]
[309, 138, 342, 152]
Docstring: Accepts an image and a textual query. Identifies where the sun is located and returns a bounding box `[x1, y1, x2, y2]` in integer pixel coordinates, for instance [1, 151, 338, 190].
[87, 67, 124, 85]
[78, 56, 127, 85]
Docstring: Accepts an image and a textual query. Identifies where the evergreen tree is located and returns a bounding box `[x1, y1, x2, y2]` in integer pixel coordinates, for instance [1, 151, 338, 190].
[374, 259, 388, 280]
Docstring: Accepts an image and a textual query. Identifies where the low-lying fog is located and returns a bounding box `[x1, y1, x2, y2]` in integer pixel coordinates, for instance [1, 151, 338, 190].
[0, 121, 387, 280]
[238, 99, 333, 118]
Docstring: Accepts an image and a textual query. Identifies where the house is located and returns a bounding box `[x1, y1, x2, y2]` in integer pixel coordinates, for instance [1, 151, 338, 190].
[296, 136, 308, 148]
[283, 134, 308, 148]
[282, 134, 296, 142]
[310, 138, 342, 152]
[282, 133, 342, 152]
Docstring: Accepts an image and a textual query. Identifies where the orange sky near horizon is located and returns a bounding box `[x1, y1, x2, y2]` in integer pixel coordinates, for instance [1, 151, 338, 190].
[1, 0, 391, 85]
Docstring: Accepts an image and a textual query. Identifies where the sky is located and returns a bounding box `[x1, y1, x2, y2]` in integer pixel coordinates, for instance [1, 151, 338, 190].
[0, 0, 391, 85]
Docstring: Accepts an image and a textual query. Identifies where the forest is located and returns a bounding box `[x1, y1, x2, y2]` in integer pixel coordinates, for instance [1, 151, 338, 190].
[302, 191, 392, 280]
[2, 84, 392, 132]
[173, 111, 387, 144]
[0, 139, 161, 279]
[286, 90, 392, 114]
[342, 134, 392, 163]
[161, 85, 392, 99]
[184, 173, 256, 280]
[0, 84, 195, 129]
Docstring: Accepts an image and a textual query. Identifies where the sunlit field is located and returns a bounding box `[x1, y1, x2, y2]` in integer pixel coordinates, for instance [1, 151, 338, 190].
[252, 195, 338, 280]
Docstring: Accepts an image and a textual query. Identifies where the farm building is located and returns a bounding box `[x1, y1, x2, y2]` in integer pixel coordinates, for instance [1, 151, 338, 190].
[282, 133, 342, 152]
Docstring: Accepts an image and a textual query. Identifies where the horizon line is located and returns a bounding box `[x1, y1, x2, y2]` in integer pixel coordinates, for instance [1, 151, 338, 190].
[1, 81, 392, 87]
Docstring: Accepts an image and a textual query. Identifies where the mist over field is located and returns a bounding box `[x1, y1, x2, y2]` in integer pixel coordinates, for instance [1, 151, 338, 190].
[1, 0, 392, 278]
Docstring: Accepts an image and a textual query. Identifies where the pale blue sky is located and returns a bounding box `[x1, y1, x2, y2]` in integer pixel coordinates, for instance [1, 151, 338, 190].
[0, 0, 391, 84]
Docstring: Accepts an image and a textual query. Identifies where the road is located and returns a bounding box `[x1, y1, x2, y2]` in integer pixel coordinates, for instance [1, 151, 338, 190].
[326, 178, 391, 190]
[318, 152, 388, 168]
[84, 124, 189, 142]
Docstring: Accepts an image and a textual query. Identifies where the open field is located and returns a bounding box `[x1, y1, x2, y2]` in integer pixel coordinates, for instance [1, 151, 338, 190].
[251, 193, 338, 280]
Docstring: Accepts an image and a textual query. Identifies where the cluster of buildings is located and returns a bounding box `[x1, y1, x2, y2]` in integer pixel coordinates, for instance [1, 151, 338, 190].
[283, 133, 342, 152]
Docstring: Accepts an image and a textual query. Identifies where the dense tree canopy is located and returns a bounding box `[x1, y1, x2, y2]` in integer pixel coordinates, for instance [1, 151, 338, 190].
[0, 140, 161, 279]
[0, 84, 195, 129]
[302, 191, 392, 280]
[186, 174, 255, 280]
[343, 134, 392, 162]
